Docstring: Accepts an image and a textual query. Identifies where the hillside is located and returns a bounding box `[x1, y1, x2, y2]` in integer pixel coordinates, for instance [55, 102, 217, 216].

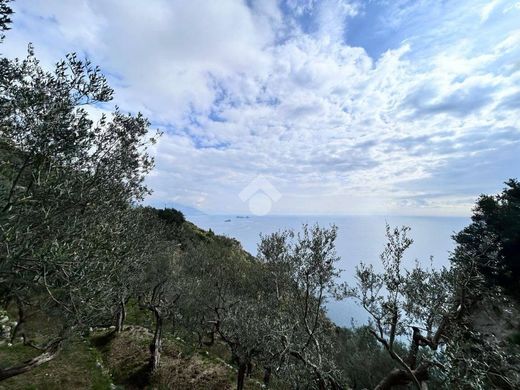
[0, 221, 270, 390]
[1, 1, 519, 387]
[0, 313, 242, 390]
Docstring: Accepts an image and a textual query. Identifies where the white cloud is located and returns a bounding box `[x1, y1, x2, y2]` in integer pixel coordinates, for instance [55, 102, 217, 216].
[2, 0, 519, 216]
[481, 0, 502, 22]
[314, 0, 360, 41]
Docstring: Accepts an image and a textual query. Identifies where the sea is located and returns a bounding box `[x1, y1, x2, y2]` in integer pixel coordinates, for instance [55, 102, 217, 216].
[187, 214, 469, 327]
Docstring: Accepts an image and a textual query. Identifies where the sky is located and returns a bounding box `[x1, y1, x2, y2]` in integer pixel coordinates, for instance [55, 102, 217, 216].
[2, 0, 519, 216]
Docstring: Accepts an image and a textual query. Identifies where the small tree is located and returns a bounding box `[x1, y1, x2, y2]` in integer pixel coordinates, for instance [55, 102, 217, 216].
[345, 225, 461, 390]
[181, 237, 269, 390]
[138, 247, 182, 372]
[334, 326, 407, 390]
[107, 207, 160, 333]
[258, 224, 344, 389]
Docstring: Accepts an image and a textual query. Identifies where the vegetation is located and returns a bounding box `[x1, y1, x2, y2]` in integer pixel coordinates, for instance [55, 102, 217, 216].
[1, 1, 519, 389]
[452, 179, 520, 303]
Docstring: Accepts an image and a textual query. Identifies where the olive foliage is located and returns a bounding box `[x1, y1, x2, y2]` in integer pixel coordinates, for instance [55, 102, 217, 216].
[0, 1, 159, 379]
[1, 2, 518, 389]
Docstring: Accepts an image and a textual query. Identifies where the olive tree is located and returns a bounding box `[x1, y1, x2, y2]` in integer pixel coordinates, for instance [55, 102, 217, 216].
[0, 10, 158, 379]
[258, 224, 344, 389]
[108, 207, 179, 334]
[334, 326, 407, 390]
[180, 237, 271, 390]
[137, 245, 182, 372]
[344, 225, 465, 390]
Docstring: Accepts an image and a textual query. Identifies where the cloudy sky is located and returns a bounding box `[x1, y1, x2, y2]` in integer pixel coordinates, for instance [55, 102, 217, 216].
[3, 0, 519, 216]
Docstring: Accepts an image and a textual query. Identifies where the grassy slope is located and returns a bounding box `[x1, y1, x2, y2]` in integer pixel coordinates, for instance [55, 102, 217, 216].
[0, 321, 262, 390]
[0, 221, 270, 390]
[91, 326, 236, 390]
[0, 339, 112, 390]
[0, 145, 267, 389]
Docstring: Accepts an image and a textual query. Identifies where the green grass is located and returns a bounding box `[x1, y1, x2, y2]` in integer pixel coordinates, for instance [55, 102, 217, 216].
[0, 337, 112, 390]
[93, 327, 150, 388]
[0, 304, 286, 390]
[91, 326, 238, 390]
[0, 342, 40, 369]
[1, 303, 243, 390]
[124, 300, 153, 329]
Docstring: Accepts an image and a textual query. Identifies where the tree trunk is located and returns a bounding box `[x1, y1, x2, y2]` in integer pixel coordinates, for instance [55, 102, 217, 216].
[237, 362, 247, 390]
[374, 369, 409, 390]
[10, 298, 27, 344]
[375, 366, 429, 390]
[329, 377, 343, 390]
[0, 338, 62, 381]
[115, 298, 126, 333]
[263, 366, 272, 388]
[149, 307, 163, 371]
[203, 327, 215, 346]
[196, 331, 203, 347]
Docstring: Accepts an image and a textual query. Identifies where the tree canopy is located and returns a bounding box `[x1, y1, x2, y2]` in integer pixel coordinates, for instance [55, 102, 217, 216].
[452, 179, 520, 302]
[0, 1, 519, 388]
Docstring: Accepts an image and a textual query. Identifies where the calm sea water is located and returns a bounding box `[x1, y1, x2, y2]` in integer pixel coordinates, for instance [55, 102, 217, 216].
[188, 214, 469, 326]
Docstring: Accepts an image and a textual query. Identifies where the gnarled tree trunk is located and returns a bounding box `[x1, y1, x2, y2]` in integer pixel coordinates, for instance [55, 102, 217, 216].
[10, 298, 27, 344]
[374, 365, 429, 390]
[237, 361, 247, 390]
[0, 337, 63, 381]
[149, 307, 163, 371]
[115, 298, 126, 333]
[263, 366, 272, 388]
